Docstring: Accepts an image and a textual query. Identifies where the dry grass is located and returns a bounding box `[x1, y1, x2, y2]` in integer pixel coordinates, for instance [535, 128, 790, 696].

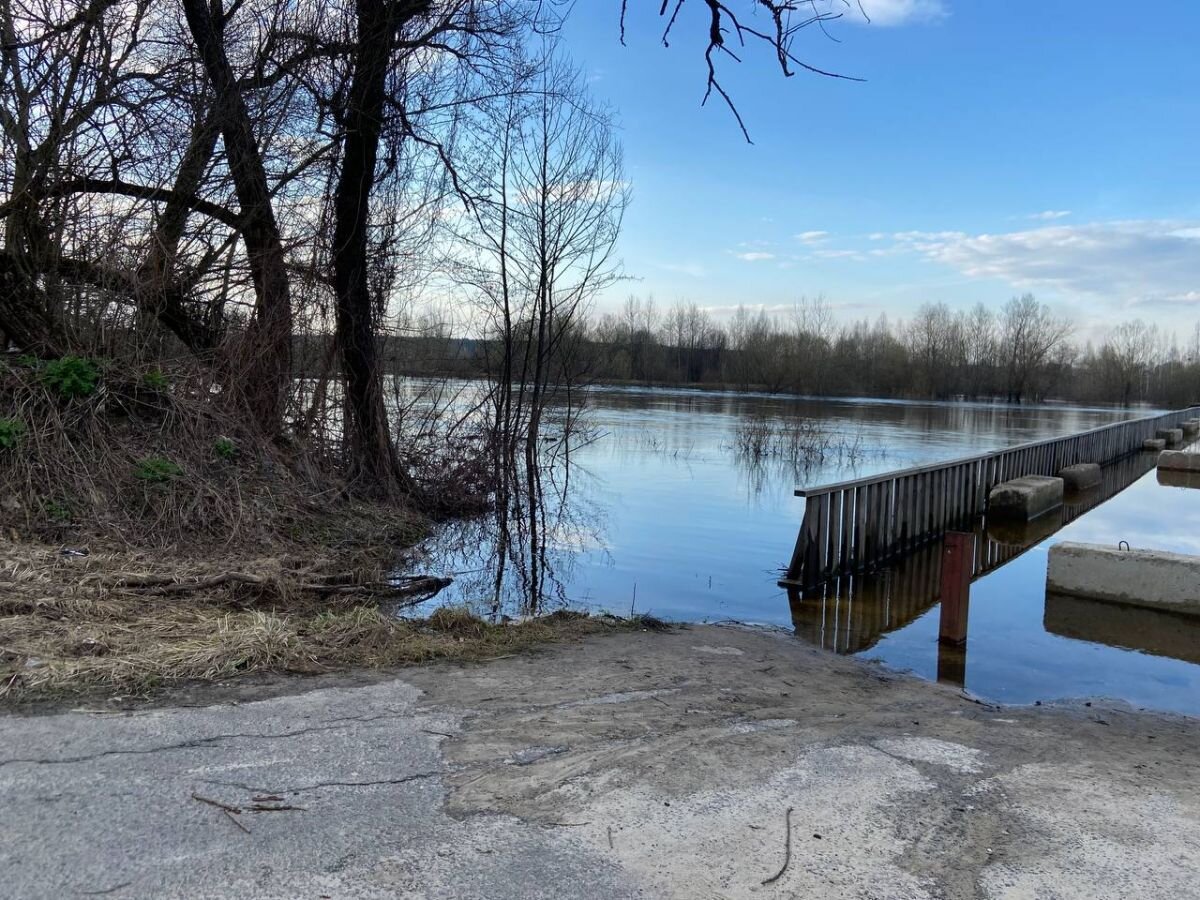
[0, 542, 644, 703]
[0, 358, 482, 550]
[0, 361, 645, 705]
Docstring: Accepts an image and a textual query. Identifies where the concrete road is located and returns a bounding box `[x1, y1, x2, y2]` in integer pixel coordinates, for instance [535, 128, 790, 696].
[3, 625, 1199, 898]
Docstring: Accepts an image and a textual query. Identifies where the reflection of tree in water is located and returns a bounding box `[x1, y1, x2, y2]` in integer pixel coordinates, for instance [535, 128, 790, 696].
[421, 426, 608, 619]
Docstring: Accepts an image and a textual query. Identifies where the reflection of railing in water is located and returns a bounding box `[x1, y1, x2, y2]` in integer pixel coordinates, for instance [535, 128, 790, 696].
[785, 448, 1165, 657]
[784, 405, 1200, 588]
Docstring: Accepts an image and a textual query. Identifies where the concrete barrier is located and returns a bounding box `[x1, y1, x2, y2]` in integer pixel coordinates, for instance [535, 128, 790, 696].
[988, 475, 1064, 521]
[1143, 438, 1167, 451]
[1156, 428, 1184, 445]
[1047, 542, 1200, 614]
[1059, 462, 1101, 491]
[1158, 450, 1200, 472]
[1183, 420, 1200, 437]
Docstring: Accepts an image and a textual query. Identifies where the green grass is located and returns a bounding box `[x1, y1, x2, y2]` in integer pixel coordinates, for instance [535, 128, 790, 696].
[135, 456, 185, 483]
[40, 356, 99, 399]
[0, 417, 25, 450]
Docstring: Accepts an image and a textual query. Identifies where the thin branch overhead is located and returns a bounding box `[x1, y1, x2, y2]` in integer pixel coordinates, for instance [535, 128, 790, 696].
[620, 0, 863, 142]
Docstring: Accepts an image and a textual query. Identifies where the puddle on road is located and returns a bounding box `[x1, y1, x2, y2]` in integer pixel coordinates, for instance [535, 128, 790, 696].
[789, 448, 1200, 716]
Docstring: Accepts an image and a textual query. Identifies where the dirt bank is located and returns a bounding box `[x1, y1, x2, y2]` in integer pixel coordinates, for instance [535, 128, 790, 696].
[0, 541, 647, 703]
[3, 624, 1197, 898]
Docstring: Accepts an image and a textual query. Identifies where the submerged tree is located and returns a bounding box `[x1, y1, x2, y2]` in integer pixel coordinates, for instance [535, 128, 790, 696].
[454, 45, 627, 610]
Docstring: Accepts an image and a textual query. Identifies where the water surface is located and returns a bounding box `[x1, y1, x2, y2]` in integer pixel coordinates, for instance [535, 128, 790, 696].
[414, 384, 1200, 716]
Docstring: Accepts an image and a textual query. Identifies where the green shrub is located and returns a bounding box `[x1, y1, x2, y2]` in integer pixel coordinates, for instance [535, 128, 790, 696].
[213, 436, 236, 460]
[142, 368, 169, 391]
[14, 354, 41, 369]
[0, 417, 25, 450]
[41, 356, 99, 398]
[43, 498, 72, 523]
[135, 456, 184, 483]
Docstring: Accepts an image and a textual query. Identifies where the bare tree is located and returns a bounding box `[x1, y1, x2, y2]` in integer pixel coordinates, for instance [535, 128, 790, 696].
[1101, 319, 1160, 406]
[179, 0, 294, 432]
[999, 294, 1073, 403]
[962, 303, 998, 398]
[455, 45, 626, 610]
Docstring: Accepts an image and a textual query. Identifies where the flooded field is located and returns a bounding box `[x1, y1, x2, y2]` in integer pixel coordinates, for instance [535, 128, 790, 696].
[413, 384, 1200, 716]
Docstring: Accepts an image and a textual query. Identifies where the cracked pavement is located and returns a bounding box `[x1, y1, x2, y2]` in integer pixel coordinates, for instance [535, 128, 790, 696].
[3, 625, 1199, 898]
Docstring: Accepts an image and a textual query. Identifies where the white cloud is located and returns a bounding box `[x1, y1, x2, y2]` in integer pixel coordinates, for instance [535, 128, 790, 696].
[1130, 290, 1200, 308]
[700, 303, 796, 317]
[812, 248, 866, 260]
[699, 300, 876, 319]
[889, 220, 1200, 311]
[1029, 210, 1072, 221]
[735, 251, 776, 262]
[850, 0, 947, 26]
[656, 261, 708, 278]
[794, 230, 829, 244]
[518, 179, 627, 205]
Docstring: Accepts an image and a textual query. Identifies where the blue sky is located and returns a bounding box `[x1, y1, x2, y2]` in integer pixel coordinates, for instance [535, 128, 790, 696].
[558, 1, 1200, 339]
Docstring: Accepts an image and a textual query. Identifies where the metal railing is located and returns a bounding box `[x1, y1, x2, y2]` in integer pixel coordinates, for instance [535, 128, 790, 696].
[784, 447, 1167, 654]
[783, 405, 1200, 587]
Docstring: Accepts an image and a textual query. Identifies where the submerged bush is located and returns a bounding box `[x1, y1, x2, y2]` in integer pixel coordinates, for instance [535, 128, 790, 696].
[730, 414, 874, 469]
[0, 417, 25, 450]
[135, 456, 184, 483]
[41, 356, 99, 399]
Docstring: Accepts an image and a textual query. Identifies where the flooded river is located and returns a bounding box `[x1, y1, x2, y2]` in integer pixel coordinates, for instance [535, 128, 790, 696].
[413, 384, 1200, 716]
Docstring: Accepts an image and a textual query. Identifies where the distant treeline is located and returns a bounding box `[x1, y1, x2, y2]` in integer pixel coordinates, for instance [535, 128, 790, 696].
[296, 293, 1200, 408]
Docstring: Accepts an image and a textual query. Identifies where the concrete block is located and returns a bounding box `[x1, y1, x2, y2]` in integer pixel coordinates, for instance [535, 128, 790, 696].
[1157, 468, 1200, 490]
[1143, 438, 1167, 451]
[1158, 450, 1200, 472]
[1155, 428, 1184, 445]
[1182, 420, 1200, 436]
[1047, 542, 1200, 614]
[988, 475, 1064, 521]
[1059, 463, 1101, 491]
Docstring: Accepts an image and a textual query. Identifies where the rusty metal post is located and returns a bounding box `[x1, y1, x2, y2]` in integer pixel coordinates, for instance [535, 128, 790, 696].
[938, 532, 974, 646]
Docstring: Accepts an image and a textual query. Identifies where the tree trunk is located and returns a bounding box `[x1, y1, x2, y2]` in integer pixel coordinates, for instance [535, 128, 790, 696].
[330, 0, 428, 495]
[135, 101, 222, 352]
[0, 115, 66, 354]
[180, 0, 292, 435]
